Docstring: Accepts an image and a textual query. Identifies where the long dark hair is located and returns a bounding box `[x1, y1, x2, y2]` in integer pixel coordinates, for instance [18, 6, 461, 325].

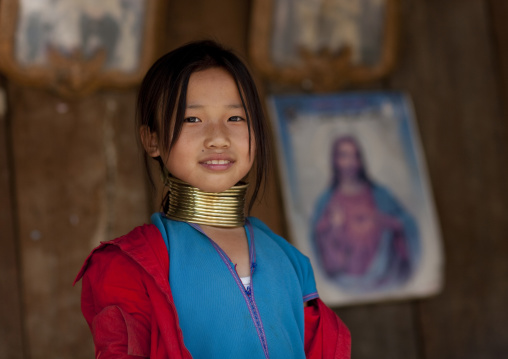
[330, 136, 372, 188]
[136, 40, 271, 212]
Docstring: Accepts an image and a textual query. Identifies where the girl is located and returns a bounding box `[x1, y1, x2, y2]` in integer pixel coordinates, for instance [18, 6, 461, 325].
[75, 41, 350, 359]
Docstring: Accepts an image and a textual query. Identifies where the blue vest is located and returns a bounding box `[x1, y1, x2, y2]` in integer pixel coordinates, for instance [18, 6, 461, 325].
[151, 213, 318, 359]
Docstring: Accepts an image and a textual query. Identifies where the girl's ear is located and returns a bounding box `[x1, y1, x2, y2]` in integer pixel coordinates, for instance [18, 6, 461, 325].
[140, 126, 161, 158]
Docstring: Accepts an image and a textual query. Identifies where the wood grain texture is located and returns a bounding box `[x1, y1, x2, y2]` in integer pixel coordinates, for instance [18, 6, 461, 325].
[164, 0, 250, 56]
[487, 0, 508, 106]
[3, 0, 508, 357]
[390, 0, 508, 357]
[0, 81, 24, 358]
[336, 302, 420, 359]
[9, 85, 148, 359]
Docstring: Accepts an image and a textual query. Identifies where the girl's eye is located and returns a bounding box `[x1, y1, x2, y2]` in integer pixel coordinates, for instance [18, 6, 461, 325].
[184, 117, 201, 123]
[228, 116, 245, 122]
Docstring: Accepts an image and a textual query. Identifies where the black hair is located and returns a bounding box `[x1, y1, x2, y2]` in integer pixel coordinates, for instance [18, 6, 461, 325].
[136, 40, 271, 212]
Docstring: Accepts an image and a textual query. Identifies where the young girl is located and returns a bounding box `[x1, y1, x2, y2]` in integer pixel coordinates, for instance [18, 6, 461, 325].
[75, 40, 350, 359]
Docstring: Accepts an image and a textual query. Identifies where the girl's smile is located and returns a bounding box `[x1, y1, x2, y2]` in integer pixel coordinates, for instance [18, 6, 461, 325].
[200, 156, 234, 169]
[158, 67, 255, 193]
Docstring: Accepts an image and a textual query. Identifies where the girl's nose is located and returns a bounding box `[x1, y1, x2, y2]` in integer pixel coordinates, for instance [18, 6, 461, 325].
[204, 122, 230, 149]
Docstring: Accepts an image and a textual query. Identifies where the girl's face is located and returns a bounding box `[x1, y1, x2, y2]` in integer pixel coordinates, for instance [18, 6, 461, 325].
[161, 67, 255, 192]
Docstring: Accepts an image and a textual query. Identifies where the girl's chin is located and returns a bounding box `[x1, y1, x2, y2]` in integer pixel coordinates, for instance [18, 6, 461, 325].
[173, 173, 248, 193]
[178, 178, 234, 193]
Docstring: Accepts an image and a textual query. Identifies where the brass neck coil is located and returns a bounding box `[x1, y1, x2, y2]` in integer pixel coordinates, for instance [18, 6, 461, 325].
[164, 177, 248, 227]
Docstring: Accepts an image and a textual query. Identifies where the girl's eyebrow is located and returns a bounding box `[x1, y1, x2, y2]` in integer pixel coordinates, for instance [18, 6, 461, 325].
[186, 103, 244, 109]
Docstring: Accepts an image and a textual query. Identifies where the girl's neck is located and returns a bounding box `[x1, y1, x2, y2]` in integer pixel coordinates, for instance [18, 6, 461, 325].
[164, 176, 248, 227]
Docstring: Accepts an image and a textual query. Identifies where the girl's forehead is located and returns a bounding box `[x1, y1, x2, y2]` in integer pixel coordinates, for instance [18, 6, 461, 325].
[185, 68, 244, 106]
[188, 67, 235, 85]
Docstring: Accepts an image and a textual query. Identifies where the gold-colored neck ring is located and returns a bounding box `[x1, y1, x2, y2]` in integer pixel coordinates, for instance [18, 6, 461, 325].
[164, 177, 248, 227]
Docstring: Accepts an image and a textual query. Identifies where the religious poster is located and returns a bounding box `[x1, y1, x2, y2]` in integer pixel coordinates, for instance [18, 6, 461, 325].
[0, 0, 163, 96]
[271, 0, 388, 67]
[250, 0, 399, 91]
[13, 0, 146, 71]
[269, 92, 443, 305]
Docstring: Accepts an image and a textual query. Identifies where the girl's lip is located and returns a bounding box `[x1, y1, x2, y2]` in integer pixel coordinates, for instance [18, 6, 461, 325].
[200, 159, 234, 170]
[201, 159, 233, 165]
[199, 155, 235, 170]
[199, 154, 234, 164]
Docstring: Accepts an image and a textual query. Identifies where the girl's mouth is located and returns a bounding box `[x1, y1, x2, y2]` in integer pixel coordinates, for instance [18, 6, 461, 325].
[203, 160, 231, 165]
[200, 159, 234, 170]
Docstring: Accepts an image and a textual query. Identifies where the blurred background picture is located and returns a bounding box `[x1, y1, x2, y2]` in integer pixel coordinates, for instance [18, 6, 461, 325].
[0, 0, 158, 97]
[269, 92, 443, 305]
[271, 0, 387, 66]
[15, 0, 145, 71]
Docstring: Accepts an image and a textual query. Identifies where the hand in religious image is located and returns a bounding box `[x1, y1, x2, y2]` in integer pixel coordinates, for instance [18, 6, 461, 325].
[312, 136, 420, 292]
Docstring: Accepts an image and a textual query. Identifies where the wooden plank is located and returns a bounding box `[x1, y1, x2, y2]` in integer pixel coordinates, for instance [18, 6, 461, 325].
[10, 85, 148, 359]
[488, 0, 508, 105]
[0, 81, 24, 358]
[165, 0, 250, 55]
[390, 0, 508, 357]
[336, 302, 420, 359]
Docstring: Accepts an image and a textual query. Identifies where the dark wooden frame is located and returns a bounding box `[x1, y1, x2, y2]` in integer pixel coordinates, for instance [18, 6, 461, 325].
[249, 0, 400, 92]
[0, 0, 164, 97]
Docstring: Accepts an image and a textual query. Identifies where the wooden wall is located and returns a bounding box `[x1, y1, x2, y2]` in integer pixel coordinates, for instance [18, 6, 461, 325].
[337, 1, 508, 357]
[1, 0, 508, 358]
[0, 77, 25, 358]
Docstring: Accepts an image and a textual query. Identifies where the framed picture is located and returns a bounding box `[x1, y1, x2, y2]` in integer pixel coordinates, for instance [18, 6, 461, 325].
[0, 0, 164, 96]
[269, 92, 443, 306]
[250, 0, 399, 91]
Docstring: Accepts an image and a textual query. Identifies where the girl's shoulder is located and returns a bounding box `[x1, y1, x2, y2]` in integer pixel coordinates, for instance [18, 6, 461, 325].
[73, 223, 167, 286]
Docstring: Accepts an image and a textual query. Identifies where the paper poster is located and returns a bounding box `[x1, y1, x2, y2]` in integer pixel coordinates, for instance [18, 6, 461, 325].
[269, 92, 443, 305]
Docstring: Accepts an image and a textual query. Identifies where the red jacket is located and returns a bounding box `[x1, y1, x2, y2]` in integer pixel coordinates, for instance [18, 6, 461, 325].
[74, 224, 351, 359]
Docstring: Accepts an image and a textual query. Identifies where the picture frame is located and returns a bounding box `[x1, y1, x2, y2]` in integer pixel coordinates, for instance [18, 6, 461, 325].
[250, 0, 399, 91]
[268, 92, 443, 305]
[0, 0, 164, 97]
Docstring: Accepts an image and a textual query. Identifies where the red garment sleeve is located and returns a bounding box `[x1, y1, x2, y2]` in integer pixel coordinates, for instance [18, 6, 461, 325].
[304, 298, 351, 359]
[92, 305, 150, 358]
[80, 246, 152, 358]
